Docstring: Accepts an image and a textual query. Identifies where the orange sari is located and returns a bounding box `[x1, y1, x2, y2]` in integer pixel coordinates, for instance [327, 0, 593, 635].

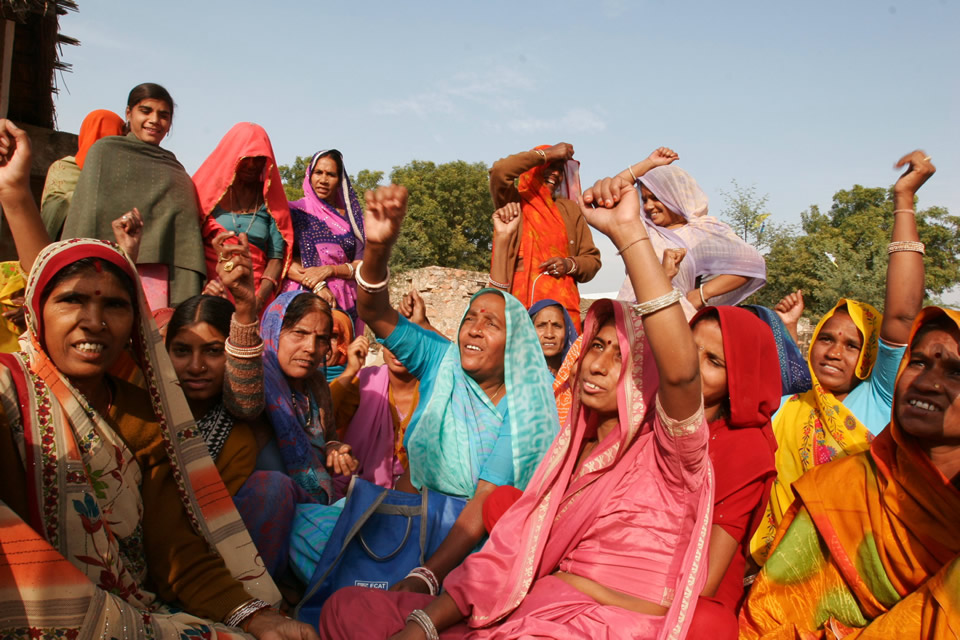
[511, 145, 582, 331]
[740, 307, 960, 639]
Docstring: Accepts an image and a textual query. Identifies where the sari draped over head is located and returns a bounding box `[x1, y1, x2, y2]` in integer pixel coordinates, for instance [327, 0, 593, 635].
[618, 165, 767, 318]
[511, 144, 584, 331]
[750, 299, 880, 564]
[61, 133, 207, 307]
[740, 306, 960, 639]
[527, 297, 579, 367]
[405, 289, 559, 497]
[282, 149, 365, 332]
[0, 238, 279, 638]
[40, 109, 125, 241]
[692, 306, 780, 612]
[442, 300, 713, 639]
[261, 291, 334, 504]
[192, 122, 294, 302]
[743, 304, 813, 396]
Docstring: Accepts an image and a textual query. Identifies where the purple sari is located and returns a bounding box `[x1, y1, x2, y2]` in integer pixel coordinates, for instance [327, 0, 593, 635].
[282, 149, 366, 332]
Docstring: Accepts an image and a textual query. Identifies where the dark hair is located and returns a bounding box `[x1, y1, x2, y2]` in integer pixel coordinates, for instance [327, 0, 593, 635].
[314, 150, 344, 182]
[910, 314, 959, 349]
[40, 258, 136, 311]
[126, 83, 175, 119]
[281, 293, 333, 332]
[165, 295, 235, 349]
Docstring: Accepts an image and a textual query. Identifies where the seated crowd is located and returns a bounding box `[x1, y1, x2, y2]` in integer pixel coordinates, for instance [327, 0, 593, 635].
[0, 81, 954, 640]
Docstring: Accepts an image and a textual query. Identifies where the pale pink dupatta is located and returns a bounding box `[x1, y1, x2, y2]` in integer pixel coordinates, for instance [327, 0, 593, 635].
[444, 300, 713, 639]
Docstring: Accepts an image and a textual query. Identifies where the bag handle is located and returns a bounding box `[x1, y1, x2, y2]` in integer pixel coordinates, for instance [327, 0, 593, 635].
[358, 515, 413, 561]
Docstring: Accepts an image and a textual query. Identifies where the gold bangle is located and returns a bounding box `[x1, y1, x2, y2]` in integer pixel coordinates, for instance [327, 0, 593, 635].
[615, 236, 650, 256]
[887, 241, 925, 255]
[532, 149, 546, 163]
[627, 165, 638, 182]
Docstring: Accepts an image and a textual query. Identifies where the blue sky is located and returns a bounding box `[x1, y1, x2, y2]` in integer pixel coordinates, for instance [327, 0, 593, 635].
[53, 0, 959, 296]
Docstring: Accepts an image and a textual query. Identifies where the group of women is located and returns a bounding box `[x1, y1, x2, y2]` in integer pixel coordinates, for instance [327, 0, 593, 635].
[0, 79, 953, 639]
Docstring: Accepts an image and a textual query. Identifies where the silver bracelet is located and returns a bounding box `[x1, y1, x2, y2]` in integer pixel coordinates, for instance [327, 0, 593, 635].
[632, 288, 683, 317]
[224, 338, 265, 359]
[699, 284, 708, 307]
[487, 277, 510, 290]
[346, 262, 356, 279]
[406, 609, 439, 640]
[312, 280, 328, 296]
[887, 240, 925, 255]
[224, 598, 272, 628]
[406, 566, 439, 595]
[565, 258, 577, 275]
[355, 260, 390, 293]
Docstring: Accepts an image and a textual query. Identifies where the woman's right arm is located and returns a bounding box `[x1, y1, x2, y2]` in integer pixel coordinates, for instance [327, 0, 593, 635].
[355, 186, 408, 339]
[580, 176, 701, 420]
[488, 202, 521, 290]
[614, 146, 679, 184]
[0, 120, 51, 271]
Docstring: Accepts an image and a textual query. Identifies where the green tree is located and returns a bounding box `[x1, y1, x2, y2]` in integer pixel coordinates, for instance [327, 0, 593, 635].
[753, 185, 960, 318]
[388, 159, 493, 273]
[278, 155, 310, 200]
[718, 180, 788, 251]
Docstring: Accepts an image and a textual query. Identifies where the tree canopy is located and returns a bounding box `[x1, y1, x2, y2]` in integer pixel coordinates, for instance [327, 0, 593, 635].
[753, 185, 960, 319]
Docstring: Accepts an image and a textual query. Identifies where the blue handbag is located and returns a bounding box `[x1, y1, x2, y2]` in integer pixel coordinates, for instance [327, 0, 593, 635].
[295, 476, 466, 627]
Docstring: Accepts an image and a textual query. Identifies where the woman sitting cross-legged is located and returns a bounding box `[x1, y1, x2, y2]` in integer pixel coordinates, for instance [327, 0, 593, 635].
[740, 306, 960, 638]
[319, 175, 711, 639]
[0, 120, 317, 639]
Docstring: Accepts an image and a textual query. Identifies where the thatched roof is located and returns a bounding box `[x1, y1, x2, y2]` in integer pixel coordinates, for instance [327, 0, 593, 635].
[0, 0, 79, 128]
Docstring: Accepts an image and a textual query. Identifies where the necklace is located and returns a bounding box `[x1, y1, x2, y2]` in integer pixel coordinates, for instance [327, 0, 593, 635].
[489, 382, 506, 405]
[229, 187, 263, 235]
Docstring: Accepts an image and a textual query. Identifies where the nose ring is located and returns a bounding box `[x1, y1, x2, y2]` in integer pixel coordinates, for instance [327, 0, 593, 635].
[101, 321, 107, 327]
[934, 383, 942, 390]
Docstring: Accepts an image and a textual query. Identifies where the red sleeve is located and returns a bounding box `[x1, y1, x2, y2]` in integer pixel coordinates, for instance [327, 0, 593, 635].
[714, 477, 765, 542]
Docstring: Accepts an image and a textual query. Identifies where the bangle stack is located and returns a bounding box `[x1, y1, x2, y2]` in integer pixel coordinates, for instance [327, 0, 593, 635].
[225, 338, 264, 359]
[532, 149, 547, 164]
[345, 262, 356, 279]
[565, 258, 577, 275]
[406, 566, 440, 596]
[406, 609, 440, 640]
[313, 281, 328, 296]
[632, 288, 683, 317]
[224, 598, 272, 629]
[355, 261, 390, 293]
[487, 276, 510, 291]
[892, 209, 916, 215]
[887, 240, 925, 255]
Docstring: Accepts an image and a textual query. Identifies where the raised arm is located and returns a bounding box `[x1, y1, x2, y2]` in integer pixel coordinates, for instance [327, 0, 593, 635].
[355, 185, 408, 339]
[614, 146, 679, 184]
[489, 143, 573, 207]
[580, 176, 701, 420]
[488, 201, 521, 291]
[0, 120, 51, 271]
[880, 150, 934, 345]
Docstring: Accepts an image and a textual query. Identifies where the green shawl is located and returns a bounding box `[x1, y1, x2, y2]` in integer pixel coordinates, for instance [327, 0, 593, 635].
[40, 156, 80, 241]
[61, 134, 205, 305]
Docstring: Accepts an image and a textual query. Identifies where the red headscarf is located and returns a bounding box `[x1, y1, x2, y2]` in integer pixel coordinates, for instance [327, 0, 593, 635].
[192, 123, 294, 296]
[690, 305, 780, 609]
[75, 110, 124, 170]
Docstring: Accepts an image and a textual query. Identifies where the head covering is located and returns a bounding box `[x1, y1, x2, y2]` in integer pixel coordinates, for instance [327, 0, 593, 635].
[443, 300, 713, 640]
[284, 149, 365, 332]
[192, 122, 295, 295]
[260, 291, 334, 503]
[527, 298, 578, 366]
[405, 289, 559, 497]
[325, 309, 354, 379]
[692, 306, 780, 608]
[76, 109, 124, 170]
[510, 145, 583, 330]
[742, 304, 813, 396]
[619, 165, 767, 315]
[0, 238, 279, 634]
[739, 307, 960, 636]
[750, 298, 880, 563]
[0, 261, 25, 352]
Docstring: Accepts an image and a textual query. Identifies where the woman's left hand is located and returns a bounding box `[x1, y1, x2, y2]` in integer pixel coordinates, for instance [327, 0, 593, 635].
[539, 256, 573, 278]
[111, 208, 144, 263]
[326, 442, 359, 475]
[302, 265, 336, 290]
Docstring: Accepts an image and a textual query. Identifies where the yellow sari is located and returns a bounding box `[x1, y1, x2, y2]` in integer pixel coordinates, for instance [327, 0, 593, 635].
[750, 299, 880, 564]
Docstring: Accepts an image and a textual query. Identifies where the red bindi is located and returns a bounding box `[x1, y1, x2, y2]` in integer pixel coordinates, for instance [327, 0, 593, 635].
[94, 289, 101, 296]
[479, 308, 485, 313]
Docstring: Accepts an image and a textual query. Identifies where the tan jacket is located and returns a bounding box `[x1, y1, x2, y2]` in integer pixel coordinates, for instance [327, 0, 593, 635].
[489, 150, 601, 283]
